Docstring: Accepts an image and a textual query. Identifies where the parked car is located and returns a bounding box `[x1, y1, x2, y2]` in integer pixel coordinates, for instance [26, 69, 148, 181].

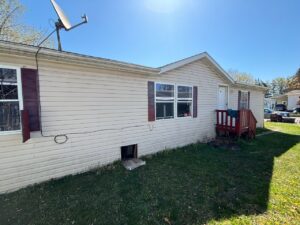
[264, 108, 273, 119]
[274, 104, 287, 111]
[274, 104, 289, 117]
[264, 108, 272, 114]
[270, 114, 283, 122]
[293, 107, 300, 114]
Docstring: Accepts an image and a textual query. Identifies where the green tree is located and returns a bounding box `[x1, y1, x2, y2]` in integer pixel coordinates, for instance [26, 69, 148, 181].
[0, 0, 53, 46]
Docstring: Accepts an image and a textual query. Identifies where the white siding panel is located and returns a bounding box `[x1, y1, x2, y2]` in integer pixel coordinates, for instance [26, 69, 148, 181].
[288, 95, 299, 110]
[229, 87, 264, 127]
[0, 55, 263, 193]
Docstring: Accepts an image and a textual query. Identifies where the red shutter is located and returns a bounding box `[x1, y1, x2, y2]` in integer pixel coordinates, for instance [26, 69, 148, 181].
[193, 86, 198, 118]
[148, 81, 155, 121]
[21, 110, 30, 143]
[248, 91, 250, 109]
[238, 90, 241, 110]
[21, 68, 40, 132]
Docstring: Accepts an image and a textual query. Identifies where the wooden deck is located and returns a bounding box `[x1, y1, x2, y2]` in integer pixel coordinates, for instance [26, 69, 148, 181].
[216, 109, 257, 139]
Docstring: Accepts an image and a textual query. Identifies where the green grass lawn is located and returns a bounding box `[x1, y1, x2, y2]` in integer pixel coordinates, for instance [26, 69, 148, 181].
[0, 122, 299, 225]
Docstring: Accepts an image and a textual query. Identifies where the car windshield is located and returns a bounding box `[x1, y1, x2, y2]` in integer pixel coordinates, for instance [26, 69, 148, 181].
[275, 105, 285, 111]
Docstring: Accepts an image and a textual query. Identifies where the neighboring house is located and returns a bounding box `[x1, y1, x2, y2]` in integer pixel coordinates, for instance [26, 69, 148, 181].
[0, 41, 266, 193]
[271, 90, 300, 110]
[264, 98, 276, 110]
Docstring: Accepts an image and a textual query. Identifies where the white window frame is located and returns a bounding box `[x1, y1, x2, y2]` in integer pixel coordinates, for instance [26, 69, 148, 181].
[176, 85, 193, 118]
[155, 82, 175, 120]
[0, 65, 23, 135]
[154, 82, 194, 120]
[239, 90, 249, 109]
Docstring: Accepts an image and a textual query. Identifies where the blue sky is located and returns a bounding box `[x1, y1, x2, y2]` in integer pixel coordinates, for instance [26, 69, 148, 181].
[21, 0, 300, 81]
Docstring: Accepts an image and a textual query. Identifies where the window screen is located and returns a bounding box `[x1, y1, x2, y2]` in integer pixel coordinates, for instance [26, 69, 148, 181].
[0, 68, 21, 132]
[239, 91, 249, 109]
[177, 86, 192, 117]
[155, 83, 174, 120]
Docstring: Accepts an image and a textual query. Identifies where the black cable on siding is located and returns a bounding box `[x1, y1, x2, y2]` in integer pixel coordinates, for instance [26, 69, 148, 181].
[34, 31, 152, 144]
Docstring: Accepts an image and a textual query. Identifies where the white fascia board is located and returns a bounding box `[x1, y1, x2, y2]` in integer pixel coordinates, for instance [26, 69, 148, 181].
[159, 52, 235, 84]
[0, 41, 267, 86]
[234, 82, 269, 91]
[0, 41, 159, 75]
[159, 53, 207, 74]
[286, 90, 300, 96]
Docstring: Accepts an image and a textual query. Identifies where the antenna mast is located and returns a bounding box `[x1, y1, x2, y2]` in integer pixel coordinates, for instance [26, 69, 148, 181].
[50, 0, 88, 51]
[55, 19, 64, 51]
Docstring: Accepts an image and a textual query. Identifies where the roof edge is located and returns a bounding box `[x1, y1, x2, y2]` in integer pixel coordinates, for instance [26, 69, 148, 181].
[0, 41, 268, 91]
[0, 40, 160, 75]
[159, 52, 235, 84]
[234, 81, 269, 91]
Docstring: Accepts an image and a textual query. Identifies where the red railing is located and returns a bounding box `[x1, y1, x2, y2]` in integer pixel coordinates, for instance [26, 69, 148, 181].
[216, 109, 257, 138]
[216, 110, 237, 133]
[237, 109, 249, 136]
[248, 110, 257, 138]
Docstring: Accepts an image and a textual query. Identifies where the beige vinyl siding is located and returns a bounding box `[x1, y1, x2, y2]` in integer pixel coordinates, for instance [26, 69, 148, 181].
[0, 54, 264, 193]
[0, 56, 230, 193]
[229, 87, 264, 127]
[288, 95, 299, 110]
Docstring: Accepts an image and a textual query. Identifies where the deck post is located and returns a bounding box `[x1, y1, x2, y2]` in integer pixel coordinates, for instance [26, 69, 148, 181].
[236, 110, 241, 138]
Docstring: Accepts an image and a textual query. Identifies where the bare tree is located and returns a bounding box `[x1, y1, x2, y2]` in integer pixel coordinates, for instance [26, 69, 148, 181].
[228, 69, 255, 84]
[271, 77, 289, 95]
[0, 0, 53, 47]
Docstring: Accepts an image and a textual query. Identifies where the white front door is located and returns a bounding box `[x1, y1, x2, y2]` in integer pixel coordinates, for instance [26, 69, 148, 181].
[218, 86, 228, 110]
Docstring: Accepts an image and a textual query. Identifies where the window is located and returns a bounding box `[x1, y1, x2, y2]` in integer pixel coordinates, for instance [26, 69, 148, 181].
[153, 83, 195, 120]
[177, 86, 192, 117]
[0, 67, 22, 133]
[155, 83, 174, 120]
[239, 91, 249, 109]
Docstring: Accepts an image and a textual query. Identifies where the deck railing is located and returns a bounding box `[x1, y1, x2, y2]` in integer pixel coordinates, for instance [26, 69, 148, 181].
[216, 109, 257, 138]
[247, 109, 257, 138]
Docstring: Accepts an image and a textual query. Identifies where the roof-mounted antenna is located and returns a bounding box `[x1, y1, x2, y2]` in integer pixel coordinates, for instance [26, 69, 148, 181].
[50, 0, 88, 51]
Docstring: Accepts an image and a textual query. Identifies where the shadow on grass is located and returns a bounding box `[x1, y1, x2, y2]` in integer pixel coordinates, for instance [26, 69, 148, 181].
[0, 129, 299, 225]
[256, 127, 272, 135]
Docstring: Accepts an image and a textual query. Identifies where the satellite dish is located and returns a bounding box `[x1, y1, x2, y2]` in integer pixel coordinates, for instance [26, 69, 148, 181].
[51, 0, 72, 30]
[50, 0, 88, 51]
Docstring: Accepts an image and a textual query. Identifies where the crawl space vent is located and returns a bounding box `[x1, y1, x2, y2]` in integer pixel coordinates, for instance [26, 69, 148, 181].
[121, 144, 145, 170]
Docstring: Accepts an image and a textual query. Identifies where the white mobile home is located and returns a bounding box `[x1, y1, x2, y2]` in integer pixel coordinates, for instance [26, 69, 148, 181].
[0, 41, 266, 193]
[271, 90, 300, 110]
